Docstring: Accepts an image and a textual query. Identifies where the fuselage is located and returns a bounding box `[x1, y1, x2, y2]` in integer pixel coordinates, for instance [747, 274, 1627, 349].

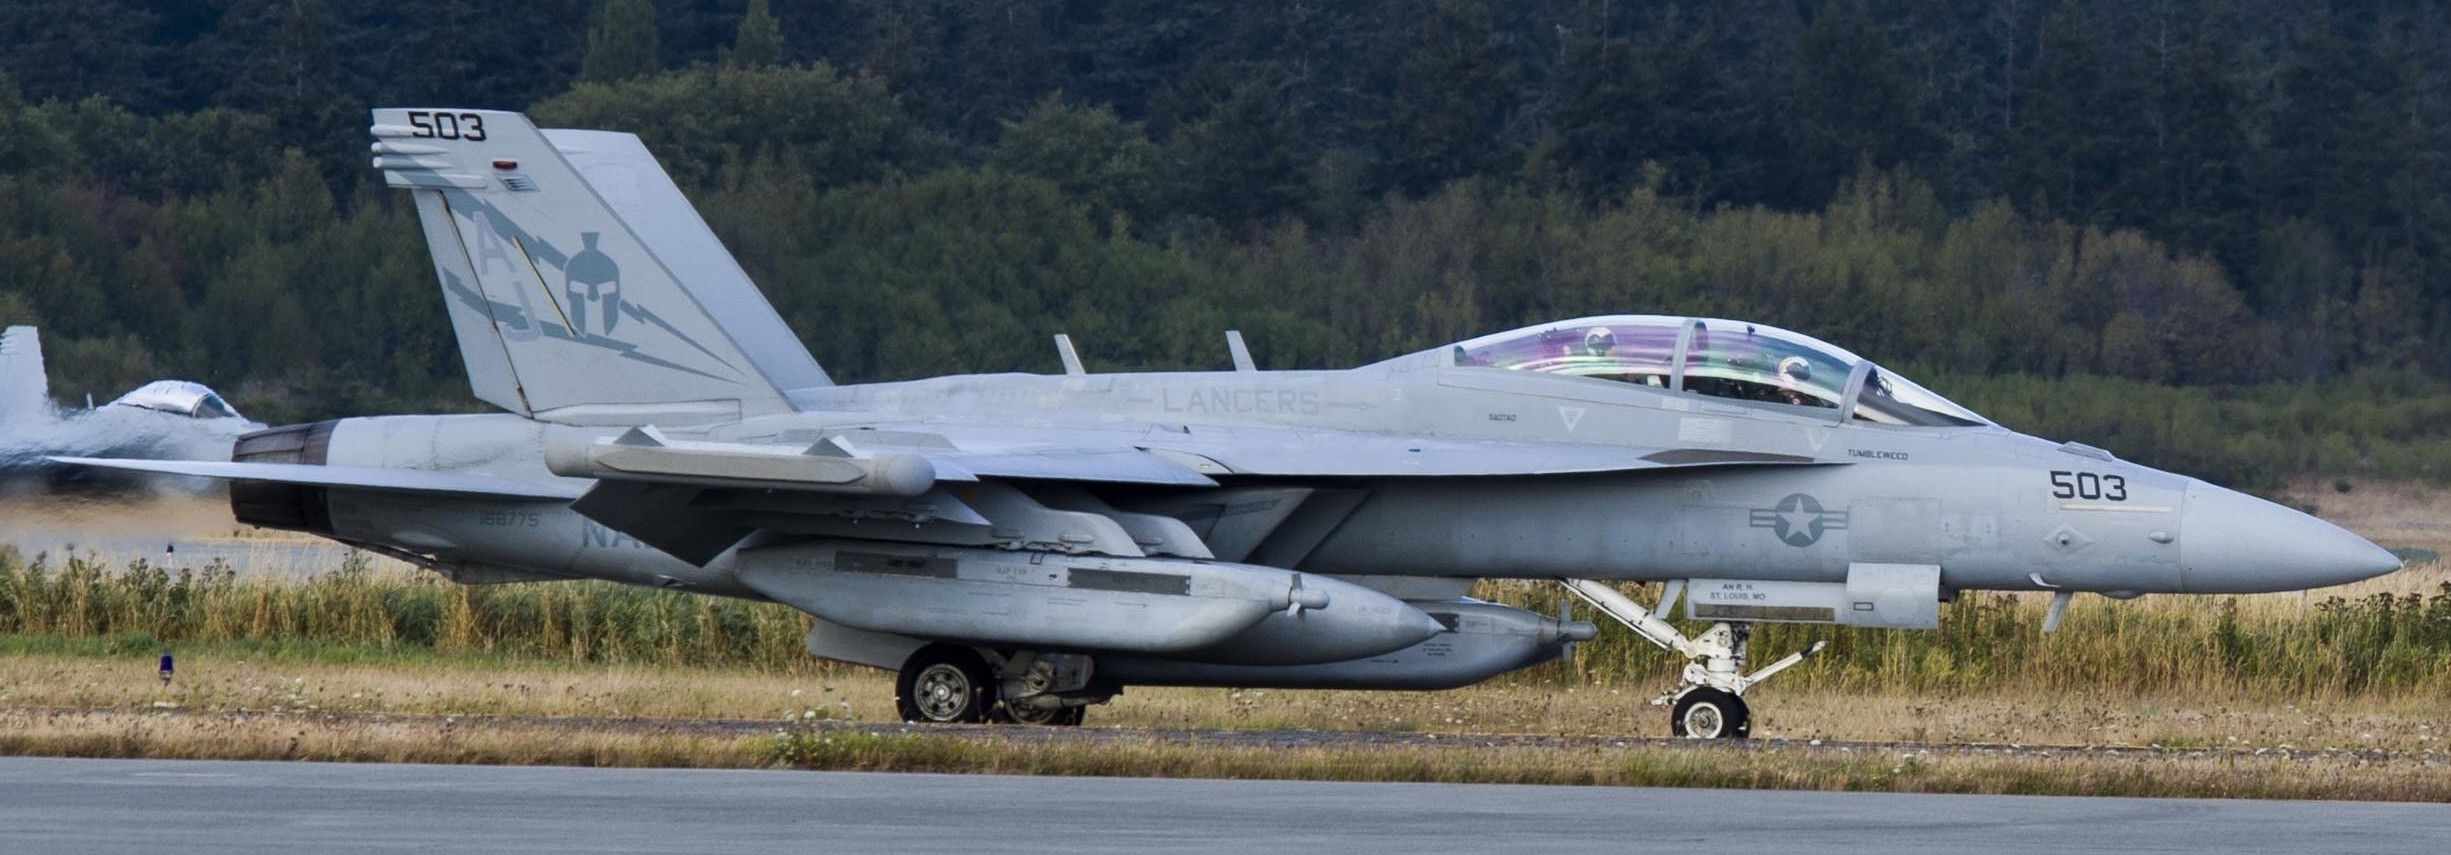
[271, 109, 2408, 717]
[281, 349, 2396, 605]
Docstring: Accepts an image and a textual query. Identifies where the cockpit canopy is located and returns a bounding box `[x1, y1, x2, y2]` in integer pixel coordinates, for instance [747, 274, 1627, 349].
[109, 381, 244, 420]
[1445, 315, 1988, 427]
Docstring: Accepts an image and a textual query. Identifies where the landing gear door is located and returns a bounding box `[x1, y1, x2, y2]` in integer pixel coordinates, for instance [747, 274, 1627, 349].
[1843, 562, 1940, 629]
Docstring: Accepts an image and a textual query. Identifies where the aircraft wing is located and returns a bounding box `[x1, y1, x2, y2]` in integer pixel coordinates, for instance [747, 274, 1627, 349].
[48, 457, 584, 500]
[551, 423, 1821, 491]
[55, 425, 1828, 567]
[920, 448, 1219, 485]
[530, 423, 1836, 564]
[1137, 427, 1823, 477]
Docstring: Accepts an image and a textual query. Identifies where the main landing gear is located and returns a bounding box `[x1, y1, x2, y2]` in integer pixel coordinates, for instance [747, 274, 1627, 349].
[894, 644, 1099, 726]
[894, 645, 996, 723]
[1559, 579, 1828, 740]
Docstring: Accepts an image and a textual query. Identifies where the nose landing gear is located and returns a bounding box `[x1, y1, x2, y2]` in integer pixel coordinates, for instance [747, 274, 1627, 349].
[1670, 687, 1748, 739]
[1559, 579, 1827, 739]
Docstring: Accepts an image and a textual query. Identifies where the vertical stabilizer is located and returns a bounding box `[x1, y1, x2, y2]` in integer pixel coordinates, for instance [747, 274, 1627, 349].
[0, 326, 52, 428]
[372, 108, 827, 425]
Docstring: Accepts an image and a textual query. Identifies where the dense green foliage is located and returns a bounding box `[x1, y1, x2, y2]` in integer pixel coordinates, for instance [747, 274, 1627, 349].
[2, 1, 2449, 484]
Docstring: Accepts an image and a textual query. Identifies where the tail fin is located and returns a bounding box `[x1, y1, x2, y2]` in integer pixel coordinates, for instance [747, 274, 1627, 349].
[372, 108, 829, 425]
[0, 325, 53, 428]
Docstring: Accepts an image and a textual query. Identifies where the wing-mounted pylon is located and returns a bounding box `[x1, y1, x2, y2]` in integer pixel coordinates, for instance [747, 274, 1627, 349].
[542, 427, 1222, 565]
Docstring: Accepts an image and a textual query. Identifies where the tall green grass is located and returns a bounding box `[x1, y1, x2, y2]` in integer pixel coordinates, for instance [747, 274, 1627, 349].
[1509, 578, 2451, 698]
[2, 548, 2441, 698]
[0, 549, 812, 671]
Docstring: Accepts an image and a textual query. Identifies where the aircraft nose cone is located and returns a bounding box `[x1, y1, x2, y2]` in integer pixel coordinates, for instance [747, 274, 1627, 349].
[2179, 481, 2402, 594]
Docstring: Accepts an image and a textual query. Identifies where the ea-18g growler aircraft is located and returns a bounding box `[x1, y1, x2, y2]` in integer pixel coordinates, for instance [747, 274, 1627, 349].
[65, 109, 2402, 738]
[4, 325, 262, 492]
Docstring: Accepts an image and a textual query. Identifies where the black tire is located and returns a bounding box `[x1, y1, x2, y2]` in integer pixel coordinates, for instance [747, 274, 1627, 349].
[895, 645, 995, 724]
[1669, 687, 1751, 739]
[998, 702, 1085, 727]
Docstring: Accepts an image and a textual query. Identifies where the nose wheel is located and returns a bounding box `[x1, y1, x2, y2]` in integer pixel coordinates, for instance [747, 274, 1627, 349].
[1559, 579, 1824, 740]
[1669, 687, 1750, 739]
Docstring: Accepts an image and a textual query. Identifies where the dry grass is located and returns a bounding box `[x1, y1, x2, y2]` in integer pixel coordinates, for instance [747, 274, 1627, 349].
[8, 706, 2446, 802]
[765, 728, 2451, 801]
[4, 546, 2445, 700]
[0, 489, 2444, 797]
[0, 653, 862, 721]
[4, 647, 2445, 754]
[0, 708, 760, 768]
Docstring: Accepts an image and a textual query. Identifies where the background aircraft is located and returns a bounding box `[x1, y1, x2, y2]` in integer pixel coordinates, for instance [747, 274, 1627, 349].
[66, 109, 2400, 738]
[1, 326, 262, 494]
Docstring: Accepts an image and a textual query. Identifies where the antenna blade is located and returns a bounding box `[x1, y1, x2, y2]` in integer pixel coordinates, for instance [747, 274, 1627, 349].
[1054, 334, 1085, 376]
[1225, 330, 1256, 373]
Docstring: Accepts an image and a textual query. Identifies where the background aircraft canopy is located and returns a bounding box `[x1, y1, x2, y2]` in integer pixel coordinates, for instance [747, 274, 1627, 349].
[109, 381, 244, 420]
[1447, 315, 1989, 427]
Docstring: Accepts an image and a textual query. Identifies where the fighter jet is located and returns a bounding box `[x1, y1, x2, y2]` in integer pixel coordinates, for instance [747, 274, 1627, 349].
[2, 326, 262, 493]
[62, 109, 2402, 737]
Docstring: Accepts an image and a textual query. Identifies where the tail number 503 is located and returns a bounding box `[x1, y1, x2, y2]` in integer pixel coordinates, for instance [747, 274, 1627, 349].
[2049, 470, 2127, 501]
[406, 111, 488, 141]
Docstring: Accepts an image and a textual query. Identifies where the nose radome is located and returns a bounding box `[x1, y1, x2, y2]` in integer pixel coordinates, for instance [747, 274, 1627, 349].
[2179, 480, 2403, 594]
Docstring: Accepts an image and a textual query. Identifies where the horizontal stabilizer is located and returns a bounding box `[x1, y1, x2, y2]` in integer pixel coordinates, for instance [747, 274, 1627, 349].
[49, 457, 582, 500]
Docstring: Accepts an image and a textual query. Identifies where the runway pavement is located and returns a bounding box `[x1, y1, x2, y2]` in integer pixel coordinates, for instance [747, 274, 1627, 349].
[2, 756, 2444, 854]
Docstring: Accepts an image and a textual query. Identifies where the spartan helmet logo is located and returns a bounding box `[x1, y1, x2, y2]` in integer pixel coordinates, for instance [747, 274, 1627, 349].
[564, 232, 623, 336]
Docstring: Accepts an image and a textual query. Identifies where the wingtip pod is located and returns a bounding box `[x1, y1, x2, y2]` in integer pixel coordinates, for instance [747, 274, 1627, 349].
[371, 107, 828, 426]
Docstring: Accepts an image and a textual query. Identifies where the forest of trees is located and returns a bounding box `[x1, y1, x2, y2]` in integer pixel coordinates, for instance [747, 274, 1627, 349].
[2, 0, 2450, 488]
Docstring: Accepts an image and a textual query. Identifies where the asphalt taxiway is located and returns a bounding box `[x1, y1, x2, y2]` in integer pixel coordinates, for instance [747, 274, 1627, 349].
[3, 756, 2445, 854]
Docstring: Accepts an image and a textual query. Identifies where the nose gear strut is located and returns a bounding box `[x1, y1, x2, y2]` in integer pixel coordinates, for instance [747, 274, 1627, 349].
[1558, 578, 1829, 739]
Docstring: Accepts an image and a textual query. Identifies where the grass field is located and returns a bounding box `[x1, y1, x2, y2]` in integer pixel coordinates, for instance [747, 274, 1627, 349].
[3, 542, 2444, 700]
[0, 489, 2445, 798]
[11, 707, 2448, 802]
[0, 553, 2441, 752]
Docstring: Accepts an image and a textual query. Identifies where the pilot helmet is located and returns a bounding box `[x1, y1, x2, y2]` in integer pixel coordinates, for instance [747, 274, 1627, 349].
[1583, 326, 1616, 356]
[1777, 356, 1811, 386]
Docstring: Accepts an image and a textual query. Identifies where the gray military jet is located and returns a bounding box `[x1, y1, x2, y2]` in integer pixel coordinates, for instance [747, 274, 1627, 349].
[3, 325, 262, 493]
[63, 109, 2401, 738]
